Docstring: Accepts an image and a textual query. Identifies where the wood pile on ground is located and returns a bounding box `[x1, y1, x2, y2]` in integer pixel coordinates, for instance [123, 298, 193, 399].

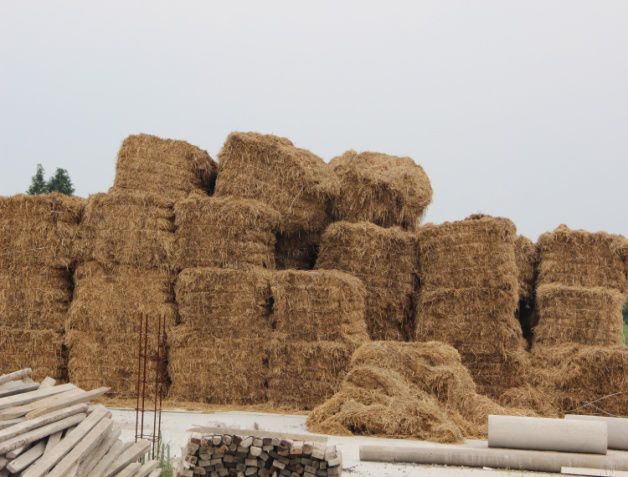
[0, 368, 159, 477]
[180, 431, 341, 477]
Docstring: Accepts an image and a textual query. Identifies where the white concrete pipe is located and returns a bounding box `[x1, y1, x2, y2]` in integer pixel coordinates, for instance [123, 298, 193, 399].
[359, 444, 628, 473]
[565, 415, 628, 451]
[488, 415, 607, 454]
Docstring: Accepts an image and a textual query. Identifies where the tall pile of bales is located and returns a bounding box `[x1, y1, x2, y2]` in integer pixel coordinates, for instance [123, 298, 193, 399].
[0, 194, 83, 380]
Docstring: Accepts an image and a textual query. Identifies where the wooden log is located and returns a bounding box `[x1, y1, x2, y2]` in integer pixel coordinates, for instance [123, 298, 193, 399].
[0, 413, 86, 455]
[22, 405, 109, 477]
[148, 470, 162, 477]
[0, 403, 88, 443]
[4, 388, 86, 420]
[38, 377, 57, 389]
[0, 418, 24, 430]
[0, 369, 32, 386]
[0, 383, 76, 413]
[44, 431, 63, 455]
[6, 440, 45, 473]
[115, 462, 141, 477]
[47, 417, 113, 477]
[6, 444, 27, 458]
[104, 440, 151, 477]
[0, 457, 6, 471]
[134, 460, 160, 477]
[187, 427, 328, 443]
[27, 387, 110, 419]
[0, 381, 39, 398]
[76, 426, 121, 477]
[90, 440, 129, 477]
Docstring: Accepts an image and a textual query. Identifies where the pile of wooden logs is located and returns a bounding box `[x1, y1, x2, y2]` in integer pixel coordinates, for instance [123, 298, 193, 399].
[179, 429, 342, 477]
[0, 368, 160, 477]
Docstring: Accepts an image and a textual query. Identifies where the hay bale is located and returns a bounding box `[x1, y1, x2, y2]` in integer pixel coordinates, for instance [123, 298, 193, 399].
[534, 284, 625, 346]
[0, 193, 83, 269]
[275, 231, 321, 270]
[316, 221, 417, 341]
[269, 269, 368, 346]
[78, 191, 175, 268]
[0, 328, 65, 381]
[215, 132, 338, 235]
[113, 133, 217, 199]
[307, 341, 529, 441]
[0, 267, 72, 331]
[67, 261, 176, 334]
[174, 196, 279, 270]
[267, 340, 356, 410]
[175, 267, 272, 337]
[167, 326, 268, 404]
[66, 330, 164, 398]
[537, 225, 626, 292]
[329, 150, 432, 229]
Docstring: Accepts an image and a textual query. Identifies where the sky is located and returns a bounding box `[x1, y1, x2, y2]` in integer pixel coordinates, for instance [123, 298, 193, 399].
[0, 1, 626, 239]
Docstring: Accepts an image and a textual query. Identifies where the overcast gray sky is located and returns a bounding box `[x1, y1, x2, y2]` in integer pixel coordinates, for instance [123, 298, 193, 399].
[1, 1, 626, 239]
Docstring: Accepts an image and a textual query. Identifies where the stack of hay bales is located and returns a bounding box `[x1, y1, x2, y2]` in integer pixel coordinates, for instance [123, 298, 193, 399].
[0, 194, 83, 380]
[215, 132, 339, 269]
[307, 341, 527, 442]
[316, 221, 417, 341]
[414, 215, 527, 396]
[174, 195, 280, 270]
[534, 225, 626, 346]
[514, 235, 538, 344]
[329, 150, 432, 229]
[113, 133, 217, 200]
[169, 268, 367, 409]
[67, 191, 176, 396]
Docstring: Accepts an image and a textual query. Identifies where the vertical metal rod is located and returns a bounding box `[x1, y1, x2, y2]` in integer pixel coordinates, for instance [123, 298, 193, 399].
[151, 314, 162, 459]
[134, 312, 144, 443]
[140, 314, 149, 441]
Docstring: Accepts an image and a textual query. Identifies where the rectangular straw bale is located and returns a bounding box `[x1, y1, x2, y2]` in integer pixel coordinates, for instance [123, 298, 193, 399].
[0, 328, 65, 381]
[78, 191, 175, 268]
[174, 267, 272, 337]
[269, 269, 368, 346]
[267, 340, 355, 410]
[67, 262, 176, 334]
[113, 133, 217, 199]
[168, 326, 268, 404]
[460, 350, 529, 397]
[174, 195, 279, 270]
[329, 150, 432, 229]
[537, 225, 626, 292]
[316, 221, 417, 341]
[0, 267, 72, 330]
[0, 193, 83, 269]
[215, 132, 338, 235]
[534, 284, 625, 346]
[66, 330, 164, 398]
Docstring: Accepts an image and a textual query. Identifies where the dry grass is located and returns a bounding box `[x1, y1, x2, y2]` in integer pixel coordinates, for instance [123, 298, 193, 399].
[215, 132, 338, 235]
[329, 150, 432, 229]
[0, 328, 66, 381]
[113, 133, 217, 199]
[174, 195, 279, 270]
[275, 231, 321, 270]
[316, 221, 417, 340]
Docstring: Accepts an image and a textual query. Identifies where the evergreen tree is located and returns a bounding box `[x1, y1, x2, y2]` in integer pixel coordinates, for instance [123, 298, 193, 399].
[46, 168, 75, 195]
[27, 164, 48, 195]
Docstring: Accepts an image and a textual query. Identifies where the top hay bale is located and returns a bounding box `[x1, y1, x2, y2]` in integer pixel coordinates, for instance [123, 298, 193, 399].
[330, 150, 432, 230]
[0, 193, 84, 269]
[113, 134, 217, 200]
[215, 132, 338, 235]
[537, 225, 626, 292]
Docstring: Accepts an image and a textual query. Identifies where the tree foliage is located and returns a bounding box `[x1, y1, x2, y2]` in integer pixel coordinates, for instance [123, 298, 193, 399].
[26, 164, 75, 196]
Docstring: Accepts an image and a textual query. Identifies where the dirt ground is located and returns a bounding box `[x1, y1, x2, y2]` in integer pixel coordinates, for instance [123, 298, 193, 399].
[109, 408, 559, 476]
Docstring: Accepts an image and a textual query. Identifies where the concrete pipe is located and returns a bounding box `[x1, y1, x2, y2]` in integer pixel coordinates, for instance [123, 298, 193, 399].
[488, 415, 607, 454]
[565, 415, 628, 451]
[359, 444, 628, 473]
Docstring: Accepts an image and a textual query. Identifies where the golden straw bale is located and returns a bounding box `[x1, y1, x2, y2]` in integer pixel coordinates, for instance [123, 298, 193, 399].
[269, 269, 368, 346]
[316, 221, 417, 341]
[267, 340, 357, 410]
[215, 132, 339, 235]
[534, 284, 625, 347]
[499, 384, 559, 417]
[78, 191, 175, 268]
[537, 225, 626, 292]
[0, 193, 83, 269]
[113, 133, 217, 199]
[307, 341, 529, 441]
[175, 267, 272, 337]
[67, 262, 176, 334]
[530, 344, 628, 416]
[66, 330, 164, 398]
[174, 196, 279, 270]
[329, 150, 432, 229]
[275, 231, 321, 270]
[167, 326, 268, 404]
[0, 267, 72, 331]
[0, 328, 65, 381]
